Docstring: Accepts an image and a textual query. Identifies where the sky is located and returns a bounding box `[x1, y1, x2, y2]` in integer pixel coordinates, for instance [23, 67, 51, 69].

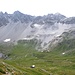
[0, 0, 75, 17]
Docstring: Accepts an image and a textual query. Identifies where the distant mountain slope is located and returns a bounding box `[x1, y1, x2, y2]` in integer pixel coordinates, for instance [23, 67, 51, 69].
[0, 11, 75, 49]
[49, 28, 75, 53]
[60, 17, 75, 24]
[0, 12, 9, 27]
[32, 13, 66, 25]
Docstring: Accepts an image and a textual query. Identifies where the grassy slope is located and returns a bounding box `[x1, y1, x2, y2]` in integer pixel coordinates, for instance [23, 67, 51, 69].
[0, 39, 75, 75]
[0, 59, 24, 75]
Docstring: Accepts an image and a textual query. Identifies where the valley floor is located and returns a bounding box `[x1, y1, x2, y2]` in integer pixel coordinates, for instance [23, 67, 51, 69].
[0, 42, 75, 75]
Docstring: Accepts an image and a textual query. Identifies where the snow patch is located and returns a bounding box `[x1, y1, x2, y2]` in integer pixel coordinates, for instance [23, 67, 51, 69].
[56, 34, 60, 37]
[22, 37, 34, 40]
[4, 39, 11, 42]
[34, 24, 41, 28]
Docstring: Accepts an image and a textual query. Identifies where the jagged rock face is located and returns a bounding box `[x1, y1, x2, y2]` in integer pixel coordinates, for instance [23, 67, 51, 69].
[0, 11, 34, 25]
[0, 12, 9, 27]
[10, 11, 34, 23]
[0, 11, 66, 26]
[0, 11, 75, 49]
[60, 17, 75, 24]
[32, 13, 66, 25]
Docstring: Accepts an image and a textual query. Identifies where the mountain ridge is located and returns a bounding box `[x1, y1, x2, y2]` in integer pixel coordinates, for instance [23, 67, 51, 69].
[0, 11, 75, 50]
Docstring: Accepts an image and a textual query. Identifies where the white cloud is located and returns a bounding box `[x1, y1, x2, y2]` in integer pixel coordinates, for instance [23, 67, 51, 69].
[0, 0, 75, 17]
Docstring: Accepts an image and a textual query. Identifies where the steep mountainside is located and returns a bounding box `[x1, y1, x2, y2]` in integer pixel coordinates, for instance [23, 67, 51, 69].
[0, 11, 75, 50]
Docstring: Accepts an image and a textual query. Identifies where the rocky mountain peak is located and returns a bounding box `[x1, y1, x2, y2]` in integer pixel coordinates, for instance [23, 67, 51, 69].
[0, 11, 67, 26]
[31, 13, 66, 26]
[60, 17, 75, 24]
